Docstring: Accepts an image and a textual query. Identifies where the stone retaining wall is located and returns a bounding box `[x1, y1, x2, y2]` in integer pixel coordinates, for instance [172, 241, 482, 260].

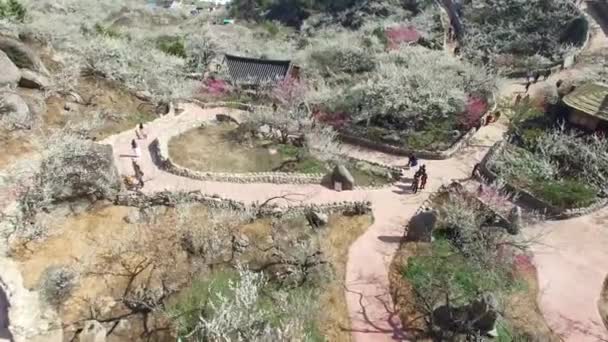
[478, 140, 608, 219]
[152, 136, 402, 189]
[151, 137, 326, 184]
[115, 190, 373, 218]
[338, 102, 496, 160]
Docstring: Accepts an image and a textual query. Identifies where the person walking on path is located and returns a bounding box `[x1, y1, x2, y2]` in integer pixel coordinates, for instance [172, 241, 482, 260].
[407, 154, 419, 175]
[472, 163, 481, 179]
[419, 166, 428, 190]
[131, 139, 141, 158]
[412, 172, 420, 194]
[138, 122, 147, 140]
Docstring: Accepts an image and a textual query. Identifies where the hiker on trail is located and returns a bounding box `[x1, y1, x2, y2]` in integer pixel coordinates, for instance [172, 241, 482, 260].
[419, 166, 428, 190]
[533, 72, 541, 83]
[131, 139, 141, 158]
[524, 81, 531, 93]
[515, 94, 522, 105]
[138, 122, 147, 139]
[408, 154, 418, 169]
[472, 163, 481, 179]
[412, 172, 420, 194]
[132, 160, 144, 180]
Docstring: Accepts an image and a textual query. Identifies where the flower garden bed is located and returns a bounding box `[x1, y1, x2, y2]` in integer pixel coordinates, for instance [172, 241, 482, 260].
[389, 183, 558, 340]
[478, 140, 608, 219]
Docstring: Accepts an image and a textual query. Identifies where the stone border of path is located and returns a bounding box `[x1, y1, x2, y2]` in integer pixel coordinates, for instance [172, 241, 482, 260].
[478, 140, 608, 219]
[115, 190, 373, 217]
[336, 98, 498, 160]
[151, 136, 403, 189]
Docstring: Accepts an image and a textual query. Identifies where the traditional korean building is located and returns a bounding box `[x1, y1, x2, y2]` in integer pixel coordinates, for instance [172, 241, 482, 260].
[223, 54, 299, 87]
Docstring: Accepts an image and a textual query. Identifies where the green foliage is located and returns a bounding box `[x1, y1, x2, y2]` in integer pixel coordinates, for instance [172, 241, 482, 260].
[0, 0, 26, 22]
[404, 238, 514, 307]
[309, 41, 376, 75]
[157, 35, 187, 59]
[93, 23, 123, 39]
[531, 179, 596, 209]
[168, 270, 236, 336]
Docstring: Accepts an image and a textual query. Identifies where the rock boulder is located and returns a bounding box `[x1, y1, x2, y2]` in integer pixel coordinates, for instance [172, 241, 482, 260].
[307, 210, 329, 228]
[0, 92, 33, 130]
[0, 51, 20, 88]
[18, 69, 50, 89]
[37, 142, 122, 202]
[331, 164, 355, 190]
[0, 37, 48, 75]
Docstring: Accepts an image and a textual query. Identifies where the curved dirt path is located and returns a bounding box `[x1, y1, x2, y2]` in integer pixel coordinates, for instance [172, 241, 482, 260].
[102, 102, 506, 341]
[99, 7, 608, 339]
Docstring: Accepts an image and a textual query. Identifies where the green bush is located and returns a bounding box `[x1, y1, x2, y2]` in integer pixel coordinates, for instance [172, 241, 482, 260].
[532, 179, 596, 209]
[157, 36, 187, 59]
[403, 239, 514, 307]
[0, 0, 26, 22]
[93, 23, 123, 39]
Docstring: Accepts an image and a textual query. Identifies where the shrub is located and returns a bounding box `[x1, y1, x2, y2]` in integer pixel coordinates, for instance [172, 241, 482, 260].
[40, 265, 77, 306]
[461, 0, 583, 67]
[309, 42, 376, 75]
[404, 238, 513, 308]
[343, 45, 494, 129]
[0, 0, 25, 22]
[532, 179, 596, 209]
[92, 22, 123, 39]
[385, 25, 421, 49]
[185, 31, 217, 73]
[157, 36, 186, 58]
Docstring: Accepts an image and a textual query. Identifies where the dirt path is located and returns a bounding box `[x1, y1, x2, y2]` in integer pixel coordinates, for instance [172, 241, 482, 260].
[525, 209, 608, 341]
[61, 6, 608, 339]
[102, 102, 506, 341]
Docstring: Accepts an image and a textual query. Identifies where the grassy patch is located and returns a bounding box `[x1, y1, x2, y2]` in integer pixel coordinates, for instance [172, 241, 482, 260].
[531, 179, 596, 209]
[156, 35, 186, 58]
[169, 124, 393, 186]
[403, 238, 517, 307]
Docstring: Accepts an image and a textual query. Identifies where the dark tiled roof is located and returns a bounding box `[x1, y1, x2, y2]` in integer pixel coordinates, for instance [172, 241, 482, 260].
[224, 54, 291, 85]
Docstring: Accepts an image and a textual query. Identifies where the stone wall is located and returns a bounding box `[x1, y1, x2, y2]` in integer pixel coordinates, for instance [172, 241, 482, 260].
[152, 137, 401, 189]
[151, 137, 326, 184]
[114, 190, 373, 218]
[478, 140, 608, 219]
[338, 102, 496, 160]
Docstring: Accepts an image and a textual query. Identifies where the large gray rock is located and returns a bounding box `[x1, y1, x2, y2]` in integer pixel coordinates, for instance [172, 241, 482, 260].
[37, 142, 122, 202]
[19, 69, 50, 89]
[0, 92, 33, 130]
[0, 50, 20, 88]
[0, 37, 48, 75]
[307, 210, 329, 228]
[331, 164, 355, 191]
[79, 320, 106, 342]
[432, 295, 498, 336]
[406, 210, 437, 242]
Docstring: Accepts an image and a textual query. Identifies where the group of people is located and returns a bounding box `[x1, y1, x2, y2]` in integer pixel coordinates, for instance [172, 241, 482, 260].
[407, 154, 428, 194]
[129, 122, 147, 190]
